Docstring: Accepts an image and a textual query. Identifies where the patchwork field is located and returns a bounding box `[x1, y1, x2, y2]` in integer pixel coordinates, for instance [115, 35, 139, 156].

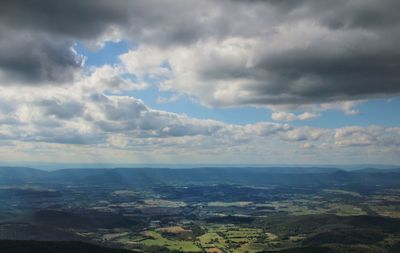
[2, 167, 400, 253]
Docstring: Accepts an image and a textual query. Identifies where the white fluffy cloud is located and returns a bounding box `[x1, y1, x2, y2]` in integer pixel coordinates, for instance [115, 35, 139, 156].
[0, 64, 399, 164]
[0, 0, 399, 164]
[2, 0, 398, 108]
[271, 112, 319, 122]
[116, 0, 400, 110]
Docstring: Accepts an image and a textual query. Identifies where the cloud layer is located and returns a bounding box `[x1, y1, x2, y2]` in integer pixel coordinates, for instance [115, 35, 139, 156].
[0, 65, 399, 164]
[117, 0, 400, 108]
[0, 0, 399, 164]
[1, 0, 400, 106]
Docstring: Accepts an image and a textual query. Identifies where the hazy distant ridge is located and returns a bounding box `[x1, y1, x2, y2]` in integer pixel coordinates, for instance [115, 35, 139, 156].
[1, 166, 399, 189]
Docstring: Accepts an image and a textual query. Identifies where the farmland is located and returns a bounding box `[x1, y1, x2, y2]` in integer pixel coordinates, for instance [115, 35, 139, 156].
[1, 167, 400, 252]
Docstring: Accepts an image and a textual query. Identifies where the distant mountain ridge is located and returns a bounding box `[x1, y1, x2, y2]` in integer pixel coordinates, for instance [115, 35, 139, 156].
[1, 166, 399, 189]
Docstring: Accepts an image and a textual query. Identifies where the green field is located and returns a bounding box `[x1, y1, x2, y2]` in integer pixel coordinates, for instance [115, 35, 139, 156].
[141, 231, 202, 252]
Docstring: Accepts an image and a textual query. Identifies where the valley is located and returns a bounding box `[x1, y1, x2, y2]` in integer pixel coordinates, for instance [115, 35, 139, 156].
[1, 167, 400, 252]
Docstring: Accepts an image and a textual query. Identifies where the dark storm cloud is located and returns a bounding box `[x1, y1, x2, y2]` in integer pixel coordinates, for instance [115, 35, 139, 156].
[0, 29, 83, 83]
[264, 0, 400, 106]
[243, 38, 400, 105]
[0, 0, 130, 38]
[235, 0, 400, 29]
[314, 0, 400, 30]
[165, 0, 400, 107]
[0, 0, 131, 84]
[0, 0, 399, 106]
[0, 0, 210, 83]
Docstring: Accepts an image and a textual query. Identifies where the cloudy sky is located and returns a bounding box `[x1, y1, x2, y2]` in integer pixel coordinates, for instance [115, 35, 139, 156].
[0, 0, 399, 166]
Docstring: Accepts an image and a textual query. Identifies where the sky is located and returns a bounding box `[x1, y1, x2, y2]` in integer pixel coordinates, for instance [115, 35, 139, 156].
[0, 0, 399, 166]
